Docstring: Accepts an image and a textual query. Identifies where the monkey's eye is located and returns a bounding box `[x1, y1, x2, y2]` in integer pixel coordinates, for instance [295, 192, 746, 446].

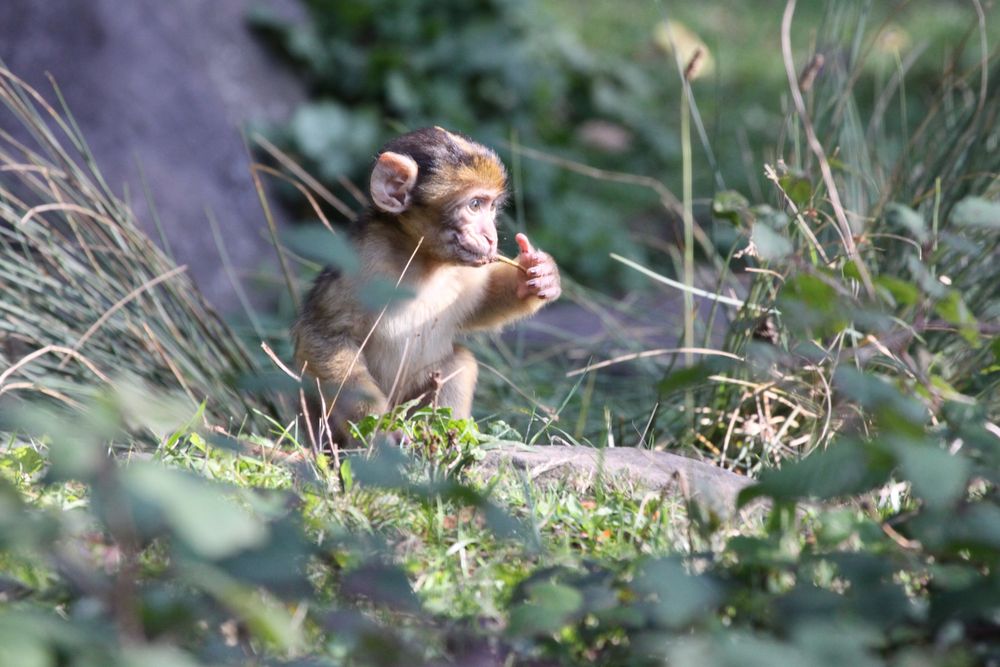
[467, 198, 483, 212]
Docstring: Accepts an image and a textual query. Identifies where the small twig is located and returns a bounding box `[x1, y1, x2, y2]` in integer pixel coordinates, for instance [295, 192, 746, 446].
[251, 163, 337, 235]
[494, 254, 528, 273]
[428, 370, 444, 409]
[764, 163, 830, 264]
[249, 159, 299, 311]
[0, 381, 82, 407]
[567, 347, 742, 378]
[60, 265, 188, 367]
[504, 142, 682, 215]
[781, 0, 874, 297]
[1, 344, 112, 386]
[611, 253, 776, 313]
[260, 341, 301, 382]
[141, 323, 200, 409]
[18, 202, 115, 228]
[385, 337, 413, 408]
[252, 132, 360, 220]
[299, 388, 318, 457]
[478, 360, 557, 418]
[881, 521, 921, 551]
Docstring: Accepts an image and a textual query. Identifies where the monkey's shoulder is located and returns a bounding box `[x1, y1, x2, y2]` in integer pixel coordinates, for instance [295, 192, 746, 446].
[302, 266, 344, 308]
[297, 266, 364, 335]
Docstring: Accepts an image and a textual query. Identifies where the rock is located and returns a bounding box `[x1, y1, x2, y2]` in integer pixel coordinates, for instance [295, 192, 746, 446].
[0, 0, 305, 309]
[475, 443, 755, 514]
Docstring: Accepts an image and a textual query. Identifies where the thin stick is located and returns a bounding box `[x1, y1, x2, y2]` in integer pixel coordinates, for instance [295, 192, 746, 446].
[505, 142, 682, 215]
[781, 0, 874, 297]
[567, 347, 743, 378]
[207, 207, 266, 340]
[1, 344, 111, 386]
[494, 254, 528, 273]
[252, 133, 360, 219]
[61, 265, 188, 364]
[250, 162, 299, 310]
[385, 337, 413, 408]
[611, 253, 776, 313]
[261, 341, 301, 382]
[299, 388, 318, 457]
[251, 163, 337, 235]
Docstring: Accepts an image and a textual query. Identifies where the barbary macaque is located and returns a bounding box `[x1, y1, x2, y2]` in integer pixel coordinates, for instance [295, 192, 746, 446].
[292, 127, 560, 443]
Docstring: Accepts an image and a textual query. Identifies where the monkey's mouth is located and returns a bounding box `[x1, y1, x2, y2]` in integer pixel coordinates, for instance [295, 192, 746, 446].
[452, 237, 497, 266]
[462, 251, 497, 267]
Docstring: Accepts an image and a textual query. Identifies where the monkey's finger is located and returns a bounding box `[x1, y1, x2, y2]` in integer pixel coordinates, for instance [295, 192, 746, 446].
[515, 233, 535, 256]
[527, 260, 554, 277]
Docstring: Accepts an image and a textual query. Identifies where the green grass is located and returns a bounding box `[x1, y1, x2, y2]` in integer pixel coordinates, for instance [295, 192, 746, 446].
[2, 0, 1000, 664]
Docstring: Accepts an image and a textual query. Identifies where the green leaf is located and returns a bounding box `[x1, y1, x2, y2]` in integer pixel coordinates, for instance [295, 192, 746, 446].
[340, 458, 354, 492]
[751, 222, 793, 261]
[350, 444, 410, 489]
[833, 366, 928, 427]
[632, 557, 722, 628]
[123, 464, 268, 560]
[739, 437, 893, 505]
[777, 272, 849, 337]
[934, 290, 978, 344]
[912, 504, 1000, 555]
[711, 190, 749, 225]
[507, 582, 584, 636]
[779, 174, 813, 207]
[120, 646, 204, 667]
[842, 260, 862, 281]
[184, 564, 302, 651]
[934, 290, 974, 326]
[875, 275, 920, 308]
[282, 225, 360, 273]
[891, 438, 970, 509]
[885, 203, 927, 242]
[659, 358, 735, 395]
[341, 562, 420, 612]
[290, 102, 379, 179]
[951, 196, 1000, 229]
[668, 633, 803, 667]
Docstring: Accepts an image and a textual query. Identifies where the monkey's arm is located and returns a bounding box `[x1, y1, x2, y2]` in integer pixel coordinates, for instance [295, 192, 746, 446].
[461, 263, 546, 330]
[462, 233, 560, 331]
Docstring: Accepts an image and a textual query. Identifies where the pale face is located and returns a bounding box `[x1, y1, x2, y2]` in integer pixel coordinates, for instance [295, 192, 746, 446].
[443, 189, 505, 266]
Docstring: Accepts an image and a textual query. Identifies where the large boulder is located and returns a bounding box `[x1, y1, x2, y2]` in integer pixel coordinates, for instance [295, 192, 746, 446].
[0, 0, 305, 308]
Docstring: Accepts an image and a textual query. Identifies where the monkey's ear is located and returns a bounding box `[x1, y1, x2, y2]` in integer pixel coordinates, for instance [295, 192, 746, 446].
[370, 151, 418, 213]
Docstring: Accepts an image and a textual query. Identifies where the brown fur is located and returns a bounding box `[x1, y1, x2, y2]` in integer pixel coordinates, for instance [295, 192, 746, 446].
[293, 128, 558, 444]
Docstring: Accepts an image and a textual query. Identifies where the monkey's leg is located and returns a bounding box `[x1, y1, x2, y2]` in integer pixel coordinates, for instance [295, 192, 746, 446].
[295, 334, 390, 444]
[430, 345, 479, 418]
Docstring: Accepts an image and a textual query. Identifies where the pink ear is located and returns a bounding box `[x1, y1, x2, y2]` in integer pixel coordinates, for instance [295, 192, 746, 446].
[370, 151, 418, 214]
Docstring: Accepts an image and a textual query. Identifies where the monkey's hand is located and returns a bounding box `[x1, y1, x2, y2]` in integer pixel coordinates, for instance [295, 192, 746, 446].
[515, 233, 561, 301]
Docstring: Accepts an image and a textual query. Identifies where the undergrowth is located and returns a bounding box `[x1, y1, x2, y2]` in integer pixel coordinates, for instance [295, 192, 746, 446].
[1, 1, 999, 666]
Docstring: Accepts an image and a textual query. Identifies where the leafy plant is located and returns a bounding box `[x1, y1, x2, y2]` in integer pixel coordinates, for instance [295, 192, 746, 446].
[2, 1, 1000, 665]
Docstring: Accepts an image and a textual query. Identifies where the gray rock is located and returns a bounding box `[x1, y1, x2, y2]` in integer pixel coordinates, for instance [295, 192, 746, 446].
[475, 443, 756, 514]
[0, 0, 305, 309]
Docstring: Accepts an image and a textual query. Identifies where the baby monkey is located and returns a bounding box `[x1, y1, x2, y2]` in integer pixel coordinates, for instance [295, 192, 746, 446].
[293, 127, 560, 443]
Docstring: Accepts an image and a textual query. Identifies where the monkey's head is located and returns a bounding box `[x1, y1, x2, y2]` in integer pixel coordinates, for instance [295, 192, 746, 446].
[368, 127, 508, 266]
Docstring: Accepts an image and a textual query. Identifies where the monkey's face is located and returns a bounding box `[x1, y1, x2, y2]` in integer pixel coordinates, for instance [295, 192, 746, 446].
[440, 190, 502, 266]
[368, 128, 510, 267]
